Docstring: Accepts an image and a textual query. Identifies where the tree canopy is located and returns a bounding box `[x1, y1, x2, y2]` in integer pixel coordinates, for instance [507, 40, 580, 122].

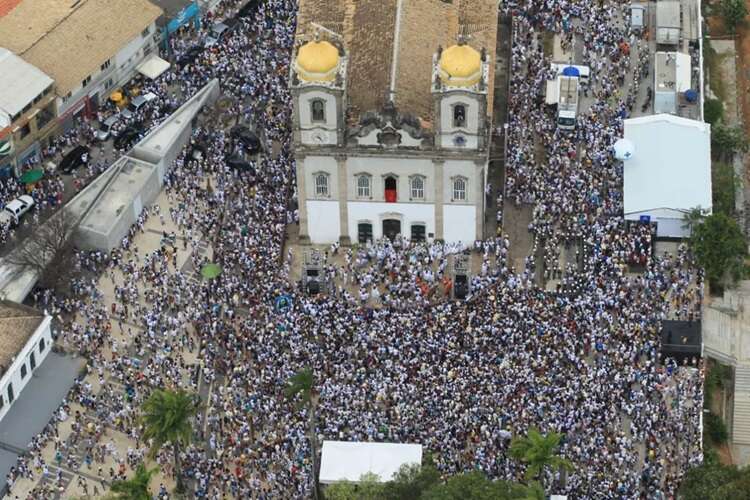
[109, 463, 158, 500]
[721, 0, 748, 34]
[689, 212, 747, 289]
[509, 427, 573, 481]
[679, 462, 750, 500]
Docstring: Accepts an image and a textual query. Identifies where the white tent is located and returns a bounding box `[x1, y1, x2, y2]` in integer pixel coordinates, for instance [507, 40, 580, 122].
[319, 441, 422, 484]
[623, 114, 711, 238]
[613, 138, 635, 160]
[136, 55, 171, 80]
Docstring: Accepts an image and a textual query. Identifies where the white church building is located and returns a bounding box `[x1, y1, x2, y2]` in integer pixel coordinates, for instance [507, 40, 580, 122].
[291, 0, 498, 246]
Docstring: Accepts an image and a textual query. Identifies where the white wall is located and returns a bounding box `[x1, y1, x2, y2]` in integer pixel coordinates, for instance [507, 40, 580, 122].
[444, 204, 476, 246]
[443, 159, 482, 204]
[307, 200, 341, 243]
[347, 201, 436, 242]
[0, 316, 53, 422]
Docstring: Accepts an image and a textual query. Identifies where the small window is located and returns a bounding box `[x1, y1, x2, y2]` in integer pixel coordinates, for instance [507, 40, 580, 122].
[82, 75, 92, 88]
[39, 337, 46, 353]
[453, 177, 466, 201]
[0, 394, 4, 409]
[62, 92, 72, 104]
[357, 175, 371, 198]
[315, 173, 329, 197]
[20, 364, 27, 379]
[142, 26, 151, 38]
[101, 59, 111, 71]
[311, 100, 325, 122]
[453, 104, 467, 128]
[7, 383, 13, 404]
[410, 176, 425, 199]
[358, 222, 373, 244]
[17, 123, 31, 140]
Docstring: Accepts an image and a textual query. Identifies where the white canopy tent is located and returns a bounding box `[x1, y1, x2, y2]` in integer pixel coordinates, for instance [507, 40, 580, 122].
[623, 114, 711, 238]
[319, 441, 422, 484]
[136, 55, 171, 80]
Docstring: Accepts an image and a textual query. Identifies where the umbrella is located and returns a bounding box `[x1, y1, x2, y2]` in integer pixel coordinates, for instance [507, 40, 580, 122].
[201, 263, 222, 279]
[562, 66, 580, 77]
[19, 169, 44, 184]
[613, 138, 635, 161]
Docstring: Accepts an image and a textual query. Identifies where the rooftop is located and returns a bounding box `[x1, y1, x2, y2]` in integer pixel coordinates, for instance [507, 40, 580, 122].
[0, 0, 162, 95]
[0, 301, 45, 374]
[0, 48, 53, 117]
[319, 441, 423, 484]
[294, 0, 498, 122]
[623, 114, 711, 220]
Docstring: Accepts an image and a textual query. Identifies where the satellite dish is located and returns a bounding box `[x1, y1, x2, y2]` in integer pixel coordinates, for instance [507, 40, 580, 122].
[613, 138, 635, 161]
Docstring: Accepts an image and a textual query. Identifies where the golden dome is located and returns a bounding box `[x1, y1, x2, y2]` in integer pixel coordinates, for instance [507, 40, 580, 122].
[438, 44, 482, 87]
[295, 40, 340, 82]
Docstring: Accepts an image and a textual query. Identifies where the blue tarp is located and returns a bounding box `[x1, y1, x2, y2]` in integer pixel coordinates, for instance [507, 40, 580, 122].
[164, 1, 201, 37]
[562, 66, 580, 77]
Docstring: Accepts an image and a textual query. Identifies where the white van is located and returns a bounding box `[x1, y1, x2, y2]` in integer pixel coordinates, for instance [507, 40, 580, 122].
[120, 92, 157, 119]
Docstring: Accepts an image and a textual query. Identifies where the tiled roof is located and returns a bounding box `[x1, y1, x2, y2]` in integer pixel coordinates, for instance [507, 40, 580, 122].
[295, 0, 497, 122]
[0, 300, 44, 373]
[0, 0, 163, 95]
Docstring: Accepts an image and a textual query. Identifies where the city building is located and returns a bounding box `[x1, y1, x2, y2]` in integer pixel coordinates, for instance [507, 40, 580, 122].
[622, 114, 711, 238]
[0, 301, 53, 423]
[703, 282, 750, 465]
[291, 0, 498, 246]
[150, 0, 202, 52]
[0, 48, 56, 176]
[0, 0, 163, 132]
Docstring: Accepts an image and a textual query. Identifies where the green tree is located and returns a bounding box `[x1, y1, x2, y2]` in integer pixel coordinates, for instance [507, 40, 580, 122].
[705, 412, 729, 445]
[704, 98, 724, 126]
[141, 389, 198, 494]
[323, 473, 386, 500]
[513, 481, 546, 500]
[509, 428, 574, 487]
[721, 0, 748, 34]
[382, 461, 441, 500]
[421, 470, 517, 500]
[712, 124, 749, 161]
[689, 212, 747, 290]
[109, 463, 158, 500]
[712, 162, 738, 216]
[679, 462, 750, 500]
[285, 368, 321, 500]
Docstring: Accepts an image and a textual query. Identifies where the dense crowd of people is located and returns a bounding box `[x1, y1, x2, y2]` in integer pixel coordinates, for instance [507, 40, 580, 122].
[2, 0, 706, 499]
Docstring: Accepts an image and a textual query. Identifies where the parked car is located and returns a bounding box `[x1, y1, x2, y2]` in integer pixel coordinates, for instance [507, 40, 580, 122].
[205, 21, 235, 47]
[59, 145, 89, 174]
[177, 45, 203, 68]
[120, 92, 157, 119]
[114, 126, 142, 151]
[230, 125, 261, 154]
[95, 115, 120, 141]
[0, 195, 34, 227]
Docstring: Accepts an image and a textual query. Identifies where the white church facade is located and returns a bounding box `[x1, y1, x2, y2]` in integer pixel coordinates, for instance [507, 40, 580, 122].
[291, 0, 498, 247]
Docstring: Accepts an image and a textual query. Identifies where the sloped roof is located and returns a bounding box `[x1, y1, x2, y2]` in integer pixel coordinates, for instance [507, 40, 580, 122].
[623, 114, 712, 218]
[0, 0, 162, 95]
[0, 300, 45, 373]
[295, 0, 497, 122]
[0, 48, 53, 117]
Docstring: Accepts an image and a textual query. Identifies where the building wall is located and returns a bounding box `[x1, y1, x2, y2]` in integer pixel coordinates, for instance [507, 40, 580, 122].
[347, 201, 436, 242]
[307, 200, 341, 243]
[443, 204, 476, 244]
[301, 154, 484, 245]
[7, 90, 58, 172]
[0, 316, 53, 422]
[298, 89, 339, 146]
[58, 21, 157, 121]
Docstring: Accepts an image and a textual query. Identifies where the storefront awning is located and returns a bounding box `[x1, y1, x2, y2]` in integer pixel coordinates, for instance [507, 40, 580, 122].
[136, 55, 171, 80]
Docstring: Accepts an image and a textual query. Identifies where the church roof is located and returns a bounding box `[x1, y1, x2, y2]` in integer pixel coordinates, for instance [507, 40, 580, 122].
[439, 44, 482, 87]
[295, 0, 498, 124]
[295, 40, 341, 82]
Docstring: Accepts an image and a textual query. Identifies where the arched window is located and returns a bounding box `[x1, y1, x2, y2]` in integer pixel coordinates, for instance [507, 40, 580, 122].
[356, 174, 371, 198]
[410, 175, 425, 200]
[453, 177, 467, 201]
[314, 172, 329, 197]
[453, 104, 467, 128]
[311, 99, 325, 122]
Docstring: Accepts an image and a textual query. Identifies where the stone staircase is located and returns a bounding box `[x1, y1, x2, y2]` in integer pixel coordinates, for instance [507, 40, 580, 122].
[733, 366, 750, 444]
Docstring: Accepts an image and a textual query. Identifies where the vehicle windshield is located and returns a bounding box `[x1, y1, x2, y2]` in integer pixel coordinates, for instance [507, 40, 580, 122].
[558, 117, 576, 127]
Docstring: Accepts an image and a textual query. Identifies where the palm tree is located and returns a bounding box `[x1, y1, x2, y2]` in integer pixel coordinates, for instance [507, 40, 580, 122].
[514, 480, 546, 500]
[141, 389, 198, 494]
[109, 462, 158, 500]
[284, 368, 320, 500]
[509, 427, 574, 488]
